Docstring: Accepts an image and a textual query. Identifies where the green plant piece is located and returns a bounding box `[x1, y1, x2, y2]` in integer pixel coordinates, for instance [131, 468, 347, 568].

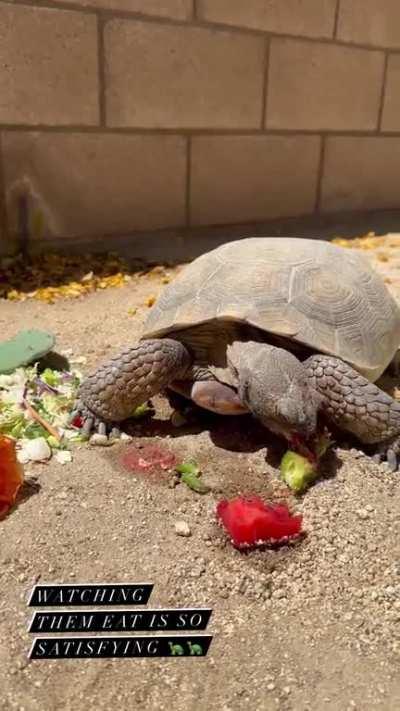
[41, 368, 61, 387]
[280, 451, 318, 494]
[280, 430, 334, 494]
[175, 459, 211, 494]
[24, 421, 48, 440]
[47, 435, 64, 449]
[131, 403, 152, 418]
[0, 330, 55, 374]
[0, 408, 25, 437]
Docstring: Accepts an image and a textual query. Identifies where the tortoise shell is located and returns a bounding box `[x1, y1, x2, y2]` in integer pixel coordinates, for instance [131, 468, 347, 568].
[142, 237, 400, 381]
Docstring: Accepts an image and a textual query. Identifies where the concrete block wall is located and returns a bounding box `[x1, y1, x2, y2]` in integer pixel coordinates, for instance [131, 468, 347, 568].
[1, 0, 400, 250]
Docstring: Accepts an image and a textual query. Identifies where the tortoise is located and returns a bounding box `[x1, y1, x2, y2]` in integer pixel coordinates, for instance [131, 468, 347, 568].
[75, 237, 400, 469]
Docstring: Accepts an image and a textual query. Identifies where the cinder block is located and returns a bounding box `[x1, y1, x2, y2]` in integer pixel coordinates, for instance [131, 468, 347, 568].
[2, 132, 187, 237]
[190, 135, 321, 225]
[50, 0, 192, 20]
[0, 4, 99, 126]
[338, 0, 400, 49]
[381, 55, 400, 131]
[105, 20, 265, 128]
[198, 0, 336, 39]
[266, 38, 384, 130]
[321, 137, 400, 212]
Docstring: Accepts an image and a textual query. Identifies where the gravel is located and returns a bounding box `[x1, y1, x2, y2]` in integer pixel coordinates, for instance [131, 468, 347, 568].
[174, 520, 192, 537]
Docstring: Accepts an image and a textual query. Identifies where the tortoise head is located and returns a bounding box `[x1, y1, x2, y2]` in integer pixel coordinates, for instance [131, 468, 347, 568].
[227, 341, 321, 447]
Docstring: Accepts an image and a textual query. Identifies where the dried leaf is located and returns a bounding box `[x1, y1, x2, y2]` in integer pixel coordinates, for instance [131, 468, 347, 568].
[376, 252, 389, 262]
[0, 252, 139, 303]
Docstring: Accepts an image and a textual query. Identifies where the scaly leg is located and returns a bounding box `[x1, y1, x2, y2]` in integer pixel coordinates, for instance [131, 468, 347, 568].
[305, 354, 400, 470]
[73, 339, 191, 433]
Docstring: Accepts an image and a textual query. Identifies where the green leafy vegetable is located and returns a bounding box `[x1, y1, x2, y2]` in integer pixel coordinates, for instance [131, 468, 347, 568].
[0, 407, 26, 438]
[68, 433, 89, 443]
[24, 422, 48, 440]
[0, 364, 82, 462]
[41, 368, 61, 387]
[47, 435, 66, 450]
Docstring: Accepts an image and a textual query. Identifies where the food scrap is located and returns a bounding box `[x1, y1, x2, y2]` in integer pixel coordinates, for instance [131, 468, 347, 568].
[121, 444, 177, 475]
[280, 430, 333, 494]
[280, 451, 316, 494]
[131, 402, 153, 419]
[0, 362, 83, 464]
[216, 496, 302, 549]
[0, 435, 24, 518]
[175, 459, 211, 494]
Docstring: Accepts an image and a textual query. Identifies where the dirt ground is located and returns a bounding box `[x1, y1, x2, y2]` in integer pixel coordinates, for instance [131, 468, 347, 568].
[1, 237, 400, 711]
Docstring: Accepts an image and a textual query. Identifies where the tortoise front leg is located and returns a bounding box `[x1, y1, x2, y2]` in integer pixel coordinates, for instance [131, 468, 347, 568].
[304, 354, 400, 470]
[73, 339, 191, 435]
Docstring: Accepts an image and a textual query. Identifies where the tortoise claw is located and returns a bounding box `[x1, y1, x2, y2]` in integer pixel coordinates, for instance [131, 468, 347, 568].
[69, 400, 121, 440]
[373, 438, 400, 471]
[386, 448, 398, 472]
[97, 421, 107, 436]
[82, 416, 94, 438]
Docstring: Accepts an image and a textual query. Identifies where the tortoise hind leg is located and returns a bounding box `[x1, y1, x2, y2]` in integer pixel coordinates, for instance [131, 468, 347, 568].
[73, 339, 191, 434]
[304, 354, 400, 470]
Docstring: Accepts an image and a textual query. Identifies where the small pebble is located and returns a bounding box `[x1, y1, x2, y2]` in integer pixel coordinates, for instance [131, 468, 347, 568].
[19, 437, 51, 462]
[89, 434, 112, 447]
[356, 508, 369, 520]
[272, 588, 286, 600]
[174, 521, 191, 537]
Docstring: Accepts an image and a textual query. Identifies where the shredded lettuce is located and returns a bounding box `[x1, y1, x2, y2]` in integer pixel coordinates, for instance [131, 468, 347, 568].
[0, 364, 82, 462]
[41, 368, 61, 387]
[0, 404, 26, 438]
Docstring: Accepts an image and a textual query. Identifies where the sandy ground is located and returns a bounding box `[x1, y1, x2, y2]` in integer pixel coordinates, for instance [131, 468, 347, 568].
[1, 239, 400, 711]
